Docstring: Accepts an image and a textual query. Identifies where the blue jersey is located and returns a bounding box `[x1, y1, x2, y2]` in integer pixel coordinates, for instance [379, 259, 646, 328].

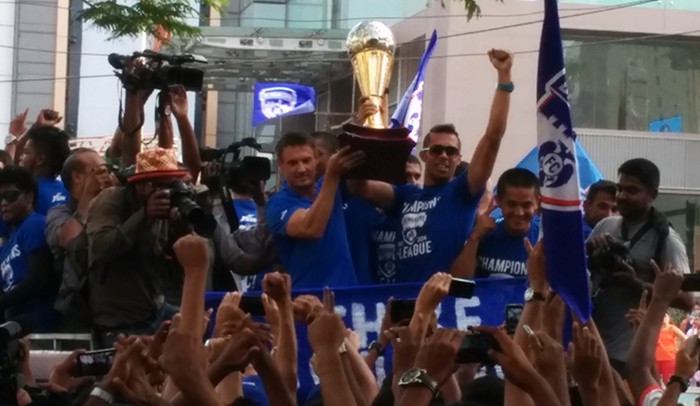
[266, 180, 357, 288]
[233, 198, 258, 230]
[391, 171, 483, 282]
[475, 220, 540, 278]
[35, 177, 68, 216]
[343, 195, 385, 285]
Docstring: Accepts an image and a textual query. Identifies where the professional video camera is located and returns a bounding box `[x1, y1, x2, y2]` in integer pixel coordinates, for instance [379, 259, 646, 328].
[165, 180, 216, 238]
[108, 50, 207, 91]
[200, 137, 271, 232]
[588, 237, 634, 287]
[201, 137, 271, 193]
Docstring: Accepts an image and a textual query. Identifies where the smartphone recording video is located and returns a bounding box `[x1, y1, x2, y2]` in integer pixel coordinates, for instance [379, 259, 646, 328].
[239, 295, 266, 316]
[77, 348, 117, 377]
[390, 299, 416, 324]
[455, 333, 500, 364]
[448, 278, 476, 299]
[505, 304, 524, 335]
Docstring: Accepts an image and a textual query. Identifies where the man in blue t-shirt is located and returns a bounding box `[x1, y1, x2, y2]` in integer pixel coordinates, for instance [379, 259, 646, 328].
[266, 132, 364, 288]
[582, 180, 617, 240]
[371, 155, 423, 284]
[348, 49, 514, 282]
[19, 126, 70, 215]
[451, 168, 539, 279]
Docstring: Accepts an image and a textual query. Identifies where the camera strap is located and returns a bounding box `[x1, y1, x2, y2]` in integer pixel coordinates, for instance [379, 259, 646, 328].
[621, 217, 655, 250]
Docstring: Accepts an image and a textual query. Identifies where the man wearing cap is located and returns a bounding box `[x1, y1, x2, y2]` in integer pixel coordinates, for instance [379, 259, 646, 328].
[87, 147, 190, 346]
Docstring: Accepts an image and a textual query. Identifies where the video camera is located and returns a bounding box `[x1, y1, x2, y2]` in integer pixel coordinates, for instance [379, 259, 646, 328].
[165, 180, 216, 238]
[588, 238, 633, 276]
[200, 137, 271, 194]
[108, 50, 207, 91]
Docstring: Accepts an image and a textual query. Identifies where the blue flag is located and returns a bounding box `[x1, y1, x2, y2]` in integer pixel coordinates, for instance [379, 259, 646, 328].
[511, 139, 603, 197]
[536, 0, 591, 322]
[390, 30, 438, 142]
[252, 82, 316, 126]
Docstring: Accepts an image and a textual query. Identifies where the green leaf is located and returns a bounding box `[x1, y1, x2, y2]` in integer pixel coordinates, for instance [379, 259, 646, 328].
[79, 0, 228, 40]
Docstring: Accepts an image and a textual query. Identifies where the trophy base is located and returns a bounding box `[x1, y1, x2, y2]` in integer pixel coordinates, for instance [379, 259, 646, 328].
[338, 124, 416, 184]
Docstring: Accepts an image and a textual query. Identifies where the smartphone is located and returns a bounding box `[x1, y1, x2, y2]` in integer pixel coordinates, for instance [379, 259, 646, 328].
[77, 348, 117, 377]
[448, 278, 476, 298]
[239, 295, 266, 316]
[505, 304, 524, 335]
[390, 299, 416, 324]
[455, 333, 500, 364]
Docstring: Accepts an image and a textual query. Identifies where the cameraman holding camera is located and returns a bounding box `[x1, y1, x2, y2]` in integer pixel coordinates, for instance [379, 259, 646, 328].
[86, 147, 193, 347]
[587, 158, 692, 376]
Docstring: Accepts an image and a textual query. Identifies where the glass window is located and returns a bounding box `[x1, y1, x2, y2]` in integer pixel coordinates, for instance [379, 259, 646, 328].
[656, 192, 700, 271]
[563, 32, 700, 134]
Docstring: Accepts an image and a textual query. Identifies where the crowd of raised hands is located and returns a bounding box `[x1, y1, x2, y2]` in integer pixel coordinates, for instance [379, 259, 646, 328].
[17, 233, 697, 406]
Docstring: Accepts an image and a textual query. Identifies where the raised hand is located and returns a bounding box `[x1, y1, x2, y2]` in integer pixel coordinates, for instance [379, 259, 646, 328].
[325, 146, 366, 179]
[9, 108, 28, 137]
[473, 325, 538, 391]
[263, 272, 292, 304]
[47, 350, 96, 392]
[524, 238, 547, 291]
[472, 208, 497, 240]
[488, 49, 513, 73]
[173, 233, 209, 272]
[567, 322, 604, 389]
[415, 272, 451, 316]
[625, 290, 648, 329]
[414, 328, 464, 386]
[292, 294, 323, 324]
[651, 260, 683, 303]
[308, 312, 346, 354]
[34, 109, 62, 127]
[168, 85, 188, 118]
[674, 335, 700, 380]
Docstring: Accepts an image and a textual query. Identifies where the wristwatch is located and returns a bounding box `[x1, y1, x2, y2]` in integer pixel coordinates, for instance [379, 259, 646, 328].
[90, 386, 114, 404]
[667, 375, 689, 392]
[4, 135, 17, 146]
[367, 340, 385, 356]
[398, 367, 438, 396]
[524, 287, 546, 303]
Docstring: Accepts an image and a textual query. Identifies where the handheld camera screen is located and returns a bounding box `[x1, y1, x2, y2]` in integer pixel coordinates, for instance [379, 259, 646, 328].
[77, 349, 116, 377]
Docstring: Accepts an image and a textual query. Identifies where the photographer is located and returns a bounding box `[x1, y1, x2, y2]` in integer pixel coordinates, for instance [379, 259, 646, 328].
[588, 158, 692, 376]
[86, 147, 192, 347]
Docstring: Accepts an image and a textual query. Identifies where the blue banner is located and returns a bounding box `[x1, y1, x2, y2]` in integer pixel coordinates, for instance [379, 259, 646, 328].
[252, 82, 316, 126]
[390, 30, 438, 143]
[205, 278, 526, 403]
[536, 0, 591, 322]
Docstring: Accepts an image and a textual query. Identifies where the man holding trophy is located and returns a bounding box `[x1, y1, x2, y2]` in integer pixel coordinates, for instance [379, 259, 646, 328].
[345, 22, 514, 282]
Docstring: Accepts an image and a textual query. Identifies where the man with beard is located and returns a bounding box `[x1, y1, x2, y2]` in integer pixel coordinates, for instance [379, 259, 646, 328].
[587, 158, 692, 376]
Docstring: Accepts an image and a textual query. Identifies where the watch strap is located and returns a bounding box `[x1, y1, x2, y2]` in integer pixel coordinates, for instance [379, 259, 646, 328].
[398, 368, 439, 396]
[367, 340, 385, 356]
[667, 375, 689, 392]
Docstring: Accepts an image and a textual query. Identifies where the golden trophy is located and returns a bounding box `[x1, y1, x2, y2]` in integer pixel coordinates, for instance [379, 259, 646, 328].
[339, 21, 416, 184]
[346, 21, 395, 128]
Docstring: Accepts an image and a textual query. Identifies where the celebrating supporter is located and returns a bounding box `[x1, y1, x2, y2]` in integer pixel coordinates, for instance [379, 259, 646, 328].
[348, 49, 513, 282]
[86, 147, 190, 347]
[265, 132, 364, 288]
[45, 148, 115, 331]
[0, 166, 58, 331]
[588, 158, 692, 375]
[19, 125, 71, 215]
[582, 179, 617, 238]
[450, 168, 539, 279]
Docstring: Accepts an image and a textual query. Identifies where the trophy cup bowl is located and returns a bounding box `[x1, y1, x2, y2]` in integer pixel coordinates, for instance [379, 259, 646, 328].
[339, 21, 416, 184]
[347, 21, 395, 129]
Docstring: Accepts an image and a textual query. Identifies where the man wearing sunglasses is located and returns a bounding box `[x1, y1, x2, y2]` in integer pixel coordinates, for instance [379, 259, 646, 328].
[349, 49, 514, 282]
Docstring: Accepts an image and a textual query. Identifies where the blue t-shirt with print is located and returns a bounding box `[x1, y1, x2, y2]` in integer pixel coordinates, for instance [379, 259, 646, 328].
[391, 171, 483, 282]
[266, 180, 357, 289]
[343, 195, 386, 285]
[0, 212, 55, 330]
[370, 213, 402, 284]
[475, 219, 540, 278]
[36, 176, 68, 215]
[233, 198, 258, 230]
